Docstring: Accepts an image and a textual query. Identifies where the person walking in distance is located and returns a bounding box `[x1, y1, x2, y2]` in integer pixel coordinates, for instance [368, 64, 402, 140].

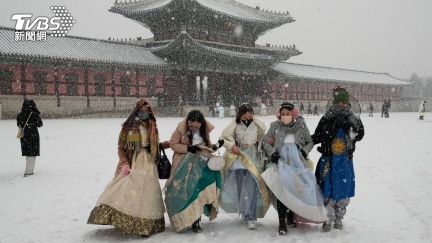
[419, 100, 426, 120]
[17, 99, 43, 177]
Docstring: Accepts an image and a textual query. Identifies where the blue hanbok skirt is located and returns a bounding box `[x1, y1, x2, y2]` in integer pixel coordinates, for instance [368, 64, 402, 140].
[262, 143, 327, 222]
[315, 127, 355, 201]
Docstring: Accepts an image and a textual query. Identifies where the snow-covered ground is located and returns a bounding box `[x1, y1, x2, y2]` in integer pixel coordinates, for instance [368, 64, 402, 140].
[1, 112, 431, 243]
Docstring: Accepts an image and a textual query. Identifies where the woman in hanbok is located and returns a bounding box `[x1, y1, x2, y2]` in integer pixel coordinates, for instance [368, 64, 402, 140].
[164, 110, 224, 233]
[228, 104, 236, 117]
[218, 106, 225, 118]
[261, 103, 327, 235]
[219, 103, 270, 229]
[88, 98, 168, 237]
[312, 87, 364, 232]
[260, 103, 267, 116]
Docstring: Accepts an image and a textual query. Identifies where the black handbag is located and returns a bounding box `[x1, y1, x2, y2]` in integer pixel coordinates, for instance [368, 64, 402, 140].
[158, 148, 171, 179]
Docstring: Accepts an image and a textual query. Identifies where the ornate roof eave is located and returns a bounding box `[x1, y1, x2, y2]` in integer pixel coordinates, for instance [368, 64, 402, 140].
[0, 52, 170, 69]
[193, 0, 294, 25]
[110, 0, 294, 26]
[109, 0, 173, 29]
[198, 39, 302, 59]
[149, 32, 300, 63]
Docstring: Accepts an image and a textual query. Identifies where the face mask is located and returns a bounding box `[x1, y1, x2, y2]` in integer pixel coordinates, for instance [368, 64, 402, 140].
[332, 105, 349, 116]
[189, 125, 200, 134]
[138, 110, 150, 120]
[241, 118, 253, 127]
[280, 115, 293, 125]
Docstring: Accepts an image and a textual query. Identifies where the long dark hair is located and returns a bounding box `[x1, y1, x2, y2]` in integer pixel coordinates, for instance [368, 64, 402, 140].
[21, 99, 41, 115]
[186, 110, 210, 147]
[235, 103, 254, 123]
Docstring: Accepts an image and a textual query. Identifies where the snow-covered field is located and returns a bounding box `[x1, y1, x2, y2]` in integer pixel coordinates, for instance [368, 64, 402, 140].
[1, 112, 431, 243]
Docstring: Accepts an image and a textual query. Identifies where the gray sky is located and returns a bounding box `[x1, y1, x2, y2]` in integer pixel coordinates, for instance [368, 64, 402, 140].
[1, 0, 431, 79]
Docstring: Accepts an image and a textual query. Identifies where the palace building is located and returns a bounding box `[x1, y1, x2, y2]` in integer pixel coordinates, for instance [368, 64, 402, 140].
[0, 0, 409, 118]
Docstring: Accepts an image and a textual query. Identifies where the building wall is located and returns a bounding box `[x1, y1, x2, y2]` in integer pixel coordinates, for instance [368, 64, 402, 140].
[0, 94, 158, 119]
[268, 77, 404, 103]
[0, 63, 164, 97]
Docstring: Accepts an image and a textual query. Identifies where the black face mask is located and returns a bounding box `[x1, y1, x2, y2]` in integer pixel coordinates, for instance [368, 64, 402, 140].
[241, 118, 253, 127]
[137, 110, 150, 120]
[331, 105, 349, 117]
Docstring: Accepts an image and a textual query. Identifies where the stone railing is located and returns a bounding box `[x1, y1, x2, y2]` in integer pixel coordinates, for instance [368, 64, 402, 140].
[0, 95, 157, 119]
[1, 95, 427, 120]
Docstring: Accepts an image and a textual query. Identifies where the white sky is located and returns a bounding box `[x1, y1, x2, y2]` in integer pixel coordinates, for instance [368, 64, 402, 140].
[1, 113, 432, 242]
[0, 0, 431, 79]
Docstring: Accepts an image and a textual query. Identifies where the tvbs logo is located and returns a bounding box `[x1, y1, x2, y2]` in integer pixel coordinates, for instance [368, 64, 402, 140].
[11, 6, 75, 39]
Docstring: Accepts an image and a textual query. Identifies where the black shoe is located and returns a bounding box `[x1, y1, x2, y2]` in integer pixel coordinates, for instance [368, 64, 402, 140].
[277, 200, 288, 235]
[278, 224, 287, 235]
[287, 210, 297, 228]
[192, 219, 202, 233]
[24, 173, 34, 177]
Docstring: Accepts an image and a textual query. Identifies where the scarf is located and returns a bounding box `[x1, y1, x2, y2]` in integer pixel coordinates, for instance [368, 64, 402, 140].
[118, 98, 160, 163]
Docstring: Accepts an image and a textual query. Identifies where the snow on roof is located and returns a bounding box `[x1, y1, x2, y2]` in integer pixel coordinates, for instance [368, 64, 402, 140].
[110, 0, 171, 14]
[0, 27, 168, 67]
[196, 0, 291, 23]
[273, 62, 410, 86]
[111, 0, 292, 24]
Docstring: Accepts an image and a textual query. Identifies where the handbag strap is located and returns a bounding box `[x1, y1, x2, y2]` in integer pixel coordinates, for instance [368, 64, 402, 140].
[160, 147, 167, 157]
[22, 112, 33, 128]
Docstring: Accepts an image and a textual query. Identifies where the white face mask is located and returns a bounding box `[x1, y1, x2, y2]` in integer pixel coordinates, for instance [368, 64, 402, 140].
[280, 115, 293, 125]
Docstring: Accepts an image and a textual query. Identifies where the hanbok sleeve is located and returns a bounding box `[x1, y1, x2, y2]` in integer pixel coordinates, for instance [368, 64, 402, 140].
[262, 122, 276, 157]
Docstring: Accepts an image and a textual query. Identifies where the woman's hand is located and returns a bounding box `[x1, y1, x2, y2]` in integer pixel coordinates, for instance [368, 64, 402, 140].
[188, 145, 201, 154]
[121, 164, 130, 175]
[231, 145, 241, 154]
[267, 136, 275, 145]
[159, 141, 170, 149]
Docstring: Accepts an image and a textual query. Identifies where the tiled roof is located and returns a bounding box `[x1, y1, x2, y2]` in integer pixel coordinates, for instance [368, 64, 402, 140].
[196, 0, 292, 23]
[273, 62, 410, 85]
[111, 0, 292, 24]
[149, 31, 298, 61]
[110, 0, 171, 14]
[0, 27, 168, 67]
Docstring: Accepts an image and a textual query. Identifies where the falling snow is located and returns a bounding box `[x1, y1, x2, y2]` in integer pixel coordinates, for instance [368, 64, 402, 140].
[1, 112, 431, 242]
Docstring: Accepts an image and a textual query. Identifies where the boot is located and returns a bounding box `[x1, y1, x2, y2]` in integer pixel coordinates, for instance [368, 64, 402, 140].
[247, 220, 256, 229]
[287, 210, 297, 228]
[322, 221, 332, 232]
[191, 218, 202, 233]
[334, 219, 343, 230]
[278, 216, 287, 235]
[24, 156, 36, 177]
[277, 200, 288, 235]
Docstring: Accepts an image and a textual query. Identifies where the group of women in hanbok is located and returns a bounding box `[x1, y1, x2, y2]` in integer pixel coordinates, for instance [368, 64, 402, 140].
[87, 100, 224, 237]
[87, 100, 328, 237]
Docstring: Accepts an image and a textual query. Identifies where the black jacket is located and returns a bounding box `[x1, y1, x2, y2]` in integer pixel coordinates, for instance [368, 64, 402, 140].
[312, 110, 364, 159]
[17, 100, 43, 156]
